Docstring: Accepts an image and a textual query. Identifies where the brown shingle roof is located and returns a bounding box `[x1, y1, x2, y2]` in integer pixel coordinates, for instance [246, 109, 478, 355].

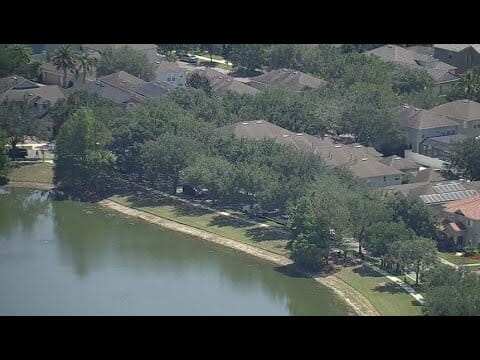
[193, 68, 259, 96]
[430, 99, 480, 121]
[0, 85, 66, 105]
[0, 75, 38, 93]
[248, 68, 328, 91]
[396, 105, 459, 129]
[434, 44, 480, 53]
[153, 60, 184, 76]
[220, 120, 403, 179]
[366, 44, 428, 68]
[379, 155, 419, 171]
[98, 71, 146, 93]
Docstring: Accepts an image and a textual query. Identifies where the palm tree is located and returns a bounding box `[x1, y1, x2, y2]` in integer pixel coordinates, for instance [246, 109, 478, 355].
[51, 45, 77, 88]
[75, 52, 98, 84]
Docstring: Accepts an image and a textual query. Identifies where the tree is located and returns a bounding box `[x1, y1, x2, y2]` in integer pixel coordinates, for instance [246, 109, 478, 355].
[0, 44, 40, 80]
[0, 101, 48, 149]
[422, 266, 480, 316]
[454, 69, 480, 101]
[446, 137, 480, 180]
[140, 135, 201, 194]
[75, 52, 98, 83]
[388, 193, 436, 238]
[230, 44, 267, 72]
[0, 127, 9, 183]
[186, 73, 212, 96]
[96, 46, 154, 81]
[200, 44, 223, 63]
[54, 107, 114, 194]
[51, 45, 77, 88]
[396, 237, 437, 284]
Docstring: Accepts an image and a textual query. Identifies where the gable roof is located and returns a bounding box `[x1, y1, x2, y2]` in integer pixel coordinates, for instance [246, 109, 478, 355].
[0, 85, 66, 105]
[84, 80, 135, 105]
[443, 195, 480, 220]
[220, 120, 403, 179]
[366, 44, 428, 68]
[434, 44, 480, 53]
[0, 75, 38, 94]
[248, 68, 328, 91]
[98, 71, 146, 93]
[193, 68, 260, 96]
[153, 60, 184, 76]
[395, 105, 459, 129]
[135, 81, 173, 99]
[430, 99, 480, 121]
[379, 155, 419, 171]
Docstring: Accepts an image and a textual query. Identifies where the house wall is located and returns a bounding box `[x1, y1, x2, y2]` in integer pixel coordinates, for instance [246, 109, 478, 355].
[365, 174, 403, 188]
[406, 125, 458, 153]
[444, 211, 480, 247]
[156, 71, 186, 87]
[434, 47, 480, 74]
[41, 71, 64, 86]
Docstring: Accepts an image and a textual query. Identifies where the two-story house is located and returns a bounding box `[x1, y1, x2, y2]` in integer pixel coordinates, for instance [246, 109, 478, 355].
[430, 99, 480, 138]
[396, 105, 459, 153]
[442, 195, 480, 248]
[433, 44, 480, 74]
[153, 60, 186, 87]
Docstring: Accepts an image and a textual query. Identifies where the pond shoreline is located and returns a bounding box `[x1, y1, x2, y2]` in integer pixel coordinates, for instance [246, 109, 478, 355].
[99, 198, 379, 316]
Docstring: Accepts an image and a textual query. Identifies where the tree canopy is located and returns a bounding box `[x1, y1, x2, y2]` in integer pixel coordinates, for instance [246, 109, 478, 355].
[96, 46, 154, 81]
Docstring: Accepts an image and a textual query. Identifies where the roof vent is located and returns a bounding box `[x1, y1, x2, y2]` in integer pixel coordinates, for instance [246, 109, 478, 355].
[255, 120, 263, 124]
[28, 93, 33, 96]
[296, 133, 303, 136]
[283, 134, 290, 138]
[394, 156, 402, 160]
[121, 80, 127, 83]
[242, 122, 249, 125]
[362, 158, 368, 161]
[334, 144, 342, 148]
[414, 107, 420, 111]
[283, 69, 289, 72]
[463, 99, 469, 103]
[387, 45, 393, 48]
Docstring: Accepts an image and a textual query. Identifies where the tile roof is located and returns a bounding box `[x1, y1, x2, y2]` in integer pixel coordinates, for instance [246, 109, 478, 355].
[396, 105, 459, 129]
[248, 68, 328, 91]
[443, 195, 480, 220]
[219, 120, 403, 179]
[430, 99, 480, 121]
[193, 68, 260, 96]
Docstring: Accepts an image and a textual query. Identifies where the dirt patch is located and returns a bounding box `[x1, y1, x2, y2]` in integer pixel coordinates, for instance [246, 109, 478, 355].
[100, 198, 378, 316]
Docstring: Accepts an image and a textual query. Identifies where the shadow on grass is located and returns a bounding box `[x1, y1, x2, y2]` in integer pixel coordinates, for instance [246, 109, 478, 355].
[373, 282, 405, 295]
[411, 300, 423, 308]
[246, 226, 289, 242]
[209, 215, 252, 228]
[352, 265, 383, 278]
[229, 68, 263, 77]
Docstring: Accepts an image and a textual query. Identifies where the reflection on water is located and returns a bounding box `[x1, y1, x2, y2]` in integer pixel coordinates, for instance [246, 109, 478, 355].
[0, 188, 352, 315]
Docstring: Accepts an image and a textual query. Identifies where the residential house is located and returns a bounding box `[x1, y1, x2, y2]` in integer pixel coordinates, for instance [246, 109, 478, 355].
[39, 62, 76, 87]
[0, 75, 39, 94]
[153, 60, 186, 87]
[81, 44, 159, 63]
[396, 105, 459, 153]
[365, 44, 459, 95]
[430, 99, 480, 138]
[442, 195, 480, 248]
[248, 68, 328, 92]
[191, 68, 260, 96]
[82, 71, 172, 108]
[433, 44, 480, 74]
[420, 134, 468, 159]
[220, 120, 405, 188]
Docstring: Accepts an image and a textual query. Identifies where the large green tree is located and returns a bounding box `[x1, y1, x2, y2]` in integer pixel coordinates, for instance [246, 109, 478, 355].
[0, 127, 9, 183]
[230, 44, 267, 72]
[75, 52, 98, 83]
[186, 73, 212, 96]
[446, 137, 480, 180]
[51, 45, 77, 88]
[422, 266, 480, 316]
[96, 46, 154, 81]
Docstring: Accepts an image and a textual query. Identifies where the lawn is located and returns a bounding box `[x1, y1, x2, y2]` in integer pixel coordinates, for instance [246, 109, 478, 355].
[438, 252, 480, 265]
[335, 265, 423, 316]
[8, 162, 54, 184]
[110, 193, 290, 256]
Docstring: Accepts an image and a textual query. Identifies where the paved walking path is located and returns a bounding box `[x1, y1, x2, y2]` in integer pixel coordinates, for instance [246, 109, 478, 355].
[194, 54, 233, 66]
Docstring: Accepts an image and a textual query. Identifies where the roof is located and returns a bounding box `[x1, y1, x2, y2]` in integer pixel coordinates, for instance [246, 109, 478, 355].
[366, 44, 428, 68]
[248, 68, 328, 91]
[0, 85, 66, 105]
[98, 71, 146, 93]
[84, 80, 135, 105]
[411, 168, 447, 184]
[396, 105, 460, 129]
[220, 120, 403, 179]
[422, 134, 468, 145]
[443, 195, 480, 220]
[193, 68, 260, 96]
[406, 45, 434, 57]
[379, 155, 419, 171]
[430, 99, 480, 121]
[0, 75, 38, 93]
[153, 60, 184, 76]
[82, 44, 157, 53]
[434, 44, 480, 53]
[135, 81, 173, 99]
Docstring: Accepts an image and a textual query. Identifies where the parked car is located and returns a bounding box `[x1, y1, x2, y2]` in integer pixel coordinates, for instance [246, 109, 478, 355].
[179, 54, 198, 64]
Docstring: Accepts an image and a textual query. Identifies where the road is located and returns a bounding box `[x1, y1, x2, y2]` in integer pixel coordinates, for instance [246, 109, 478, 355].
[193, 54, 233, 66]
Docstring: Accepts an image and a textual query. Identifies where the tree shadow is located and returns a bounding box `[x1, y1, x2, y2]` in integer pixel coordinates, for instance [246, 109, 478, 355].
[229, 68, 263, 78]
[173, 203, 214, 217]
[274, 264, 310, 278]
[246, 226, 290, 242]
[411, 300, 422, 308]
[208, 215, 253, 228]
[352, 265, 383, 278]
[373, 282, 405, 295]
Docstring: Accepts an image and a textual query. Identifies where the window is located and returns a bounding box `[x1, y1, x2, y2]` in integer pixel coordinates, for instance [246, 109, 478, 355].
[468, 219, 472, 227]
[172, 77, 176, 82]
[383, 176, 387, 182]
[395, 176, 400, 181]
[167, 77, 171, 82]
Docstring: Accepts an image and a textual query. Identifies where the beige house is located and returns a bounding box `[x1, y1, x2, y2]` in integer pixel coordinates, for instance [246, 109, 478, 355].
[442, 195, 480, 248]
[39, 62, 76, 87]
[430, 99, 480, 138]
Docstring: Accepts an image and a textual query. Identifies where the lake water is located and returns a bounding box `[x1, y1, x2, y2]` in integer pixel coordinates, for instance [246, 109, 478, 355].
[0, 188, 352, 315]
